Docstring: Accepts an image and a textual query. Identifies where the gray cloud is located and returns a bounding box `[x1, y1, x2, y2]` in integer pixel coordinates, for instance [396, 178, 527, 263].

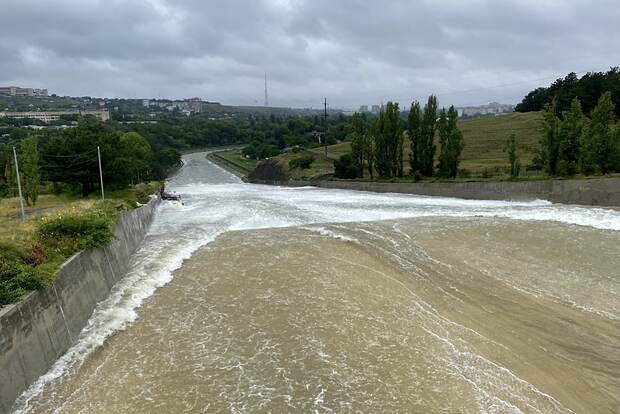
[1, 0, 619, 108]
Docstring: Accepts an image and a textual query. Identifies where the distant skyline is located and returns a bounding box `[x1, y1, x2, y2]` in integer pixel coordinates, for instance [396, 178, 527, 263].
[1, 0, 619, 109]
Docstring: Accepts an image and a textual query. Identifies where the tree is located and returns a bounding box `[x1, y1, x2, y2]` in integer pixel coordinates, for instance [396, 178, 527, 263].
[580, 92, 619, 174]
[334, 154, 359, 179]
[408, 101, 422, 174]
[557, 98, 585, 176]
[373, 102, 402, 178]
[420, 95, 438, 176]
[506, 133, 520, 178]
[119, 132, 151, 183]
[437, 106, 464, 178]
[540, 100, 561, 175]
[4, 158, 17, 197]
[365, 119, 377, 179]
[350, 113, 366, 177]
[436, 109, 449, 175]
[21, 136, 40, 206]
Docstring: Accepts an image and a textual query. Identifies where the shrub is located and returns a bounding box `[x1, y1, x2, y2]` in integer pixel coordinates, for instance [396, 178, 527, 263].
[38, 203, 117, 256]
[288, 155, 315, 170]
[0, 253, 53, 306]
[248, 159, 289, 182]
[334, 154, 359, 179]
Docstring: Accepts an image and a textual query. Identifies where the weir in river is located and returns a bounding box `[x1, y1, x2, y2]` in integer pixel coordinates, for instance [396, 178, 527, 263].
[12, 153, 620, 413]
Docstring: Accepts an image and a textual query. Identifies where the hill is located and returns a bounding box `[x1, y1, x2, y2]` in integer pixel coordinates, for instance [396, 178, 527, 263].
[305, 112, 543, 178]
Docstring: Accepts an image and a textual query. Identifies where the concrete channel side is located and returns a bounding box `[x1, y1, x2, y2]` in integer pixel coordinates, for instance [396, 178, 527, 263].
[251, 177, 620, 207]
[0, 196, 161, 414]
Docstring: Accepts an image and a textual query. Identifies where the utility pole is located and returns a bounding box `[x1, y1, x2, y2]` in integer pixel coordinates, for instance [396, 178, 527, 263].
[323, 97, 328, 159]
[97, 146, 105, 200]
[12, 146, 25, 220]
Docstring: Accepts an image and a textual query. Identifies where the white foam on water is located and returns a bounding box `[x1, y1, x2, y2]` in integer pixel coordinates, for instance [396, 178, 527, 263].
[13, 153, 620, 412]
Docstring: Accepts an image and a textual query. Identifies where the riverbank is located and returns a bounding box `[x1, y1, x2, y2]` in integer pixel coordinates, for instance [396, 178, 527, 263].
[0, 196, 160, 414]
[205, 151, 250, 180]
[245, 173, 620, 207]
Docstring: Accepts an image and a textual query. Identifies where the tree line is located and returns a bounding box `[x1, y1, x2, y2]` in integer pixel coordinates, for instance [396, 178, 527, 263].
[1, 112, 354, 202]
[537, 91, 620, 176]
[0, 119, 181, 202]
[516, 68, 620, 117]
[339, 96, 463, 179]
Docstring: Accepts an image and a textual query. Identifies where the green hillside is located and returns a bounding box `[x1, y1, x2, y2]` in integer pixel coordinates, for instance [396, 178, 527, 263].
[307, 112, 543, 177]
[458, 112, 542, 173]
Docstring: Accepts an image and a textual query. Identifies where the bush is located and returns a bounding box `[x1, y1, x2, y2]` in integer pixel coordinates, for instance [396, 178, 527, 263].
[0, 247, 53, 305]
[38, 203, 117, 256]
[248, 158, 288, 182]
[334, 154, 359, 179]
[288, 155, 315, 170]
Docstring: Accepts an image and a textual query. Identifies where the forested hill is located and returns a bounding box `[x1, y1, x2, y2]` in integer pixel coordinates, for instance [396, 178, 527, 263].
[515, 68, 620, 116]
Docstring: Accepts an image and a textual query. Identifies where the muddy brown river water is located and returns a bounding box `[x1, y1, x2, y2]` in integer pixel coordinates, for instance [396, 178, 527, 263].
[12, 154, 620, 413]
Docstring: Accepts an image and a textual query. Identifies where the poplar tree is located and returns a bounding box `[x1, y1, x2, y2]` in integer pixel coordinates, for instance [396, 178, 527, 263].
[506, 133, 520, 178]
[541, 100, 561, 175]
[366, 118, 377, 179]
[21, 136, 40, 206]
[436, 109, 449, 175]
[438, 106, 464, 178]
[350, 112, 366, 177]
[408, 101, 422, 174]
[420, 95, 438, 176]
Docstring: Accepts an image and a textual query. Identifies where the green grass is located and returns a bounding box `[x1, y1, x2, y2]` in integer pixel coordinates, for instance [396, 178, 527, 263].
[277, 151, 335, 180]
[296, 112, 544, 180]
[210, 149, 260, 176]
[458, 112, 542, 173]
[0, 182, 161, 305]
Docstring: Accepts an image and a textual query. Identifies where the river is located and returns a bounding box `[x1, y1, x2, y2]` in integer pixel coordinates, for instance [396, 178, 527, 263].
[12, 153, 620, 413]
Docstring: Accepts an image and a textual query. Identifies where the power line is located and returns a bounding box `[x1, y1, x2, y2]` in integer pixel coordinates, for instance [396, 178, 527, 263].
[40, 149, 97, 158]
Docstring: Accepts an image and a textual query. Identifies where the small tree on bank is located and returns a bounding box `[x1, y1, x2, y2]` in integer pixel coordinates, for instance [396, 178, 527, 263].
[506, 133, 520, 178]
[21, 135, 40, 206]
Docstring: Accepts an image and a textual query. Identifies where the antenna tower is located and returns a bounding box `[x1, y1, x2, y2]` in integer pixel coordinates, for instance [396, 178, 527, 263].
[264, 73, 269, 107]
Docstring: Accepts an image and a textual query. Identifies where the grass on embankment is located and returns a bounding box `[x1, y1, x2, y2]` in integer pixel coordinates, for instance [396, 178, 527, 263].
[209, 149, 260, 176]
[0, 181, 161, 306]
[305, 112, 544, 180]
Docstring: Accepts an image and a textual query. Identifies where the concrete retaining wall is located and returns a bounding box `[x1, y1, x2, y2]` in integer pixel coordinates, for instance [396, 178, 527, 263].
[254, 178, 620, 207]
[0, 197, 160, 413]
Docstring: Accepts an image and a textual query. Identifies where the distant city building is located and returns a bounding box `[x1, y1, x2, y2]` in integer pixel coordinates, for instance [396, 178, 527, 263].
[455, 102, 513, 118]
[359, 105, 369, 113]
[176, 97, 203, 113]
[0, 86, 48, 97]
[0, 109, 110, 123]
[371, 105, 381, 114]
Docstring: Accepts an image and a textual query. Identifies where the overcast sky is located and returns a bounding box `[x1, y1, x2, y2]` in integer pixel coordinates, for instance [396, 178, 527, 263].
[1, 0, 619, 109]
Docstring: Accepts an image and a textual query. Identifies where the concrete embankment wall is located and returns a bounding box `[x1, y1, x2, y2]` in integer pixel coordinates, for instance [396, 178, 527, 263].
[206, 153, 249, 181]
[254, 178, 620, 207]
[0, 197, 160, 414]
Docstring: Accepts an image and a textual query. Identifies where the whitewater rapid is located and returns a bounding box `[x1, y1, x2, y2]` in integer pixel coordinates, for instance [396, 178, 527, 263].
[12, 152, 620, 413]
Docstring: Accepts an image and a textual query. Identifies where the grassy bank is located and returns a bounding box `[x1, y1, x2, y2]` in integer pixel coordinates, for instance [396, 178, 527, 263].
[0, 181, 160, 306]
[302, 112, 544, 180]
[209, 149, 259, 177]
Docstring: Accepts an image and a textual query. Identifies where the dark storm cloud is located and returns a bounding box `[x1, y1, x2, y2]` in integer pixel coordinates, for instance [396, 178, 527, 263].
[1, 0, 619, 107]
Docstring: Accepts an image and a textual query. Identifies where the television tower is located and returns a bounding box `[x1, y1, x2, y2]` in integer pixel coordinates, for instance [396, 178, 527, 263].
[264, 73, 269, 107]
